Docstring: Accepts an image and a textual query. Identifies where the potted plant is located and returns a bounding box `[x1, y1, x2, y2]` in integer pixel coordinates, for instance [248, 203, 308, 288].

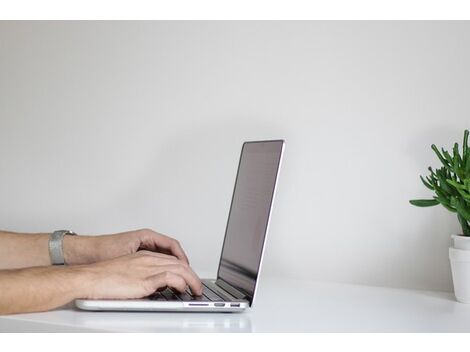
[410, 129, 470, 303]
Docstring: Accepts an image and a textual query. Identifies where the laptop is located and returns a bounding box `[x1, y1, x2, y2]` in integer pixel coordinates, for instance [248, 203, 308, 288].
[75, 140, 285, 312]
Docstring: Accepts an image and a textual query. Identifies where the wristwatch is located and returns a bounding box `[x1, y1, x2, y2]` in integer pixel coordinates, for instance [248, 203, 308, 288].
[48, 230, 77, 265]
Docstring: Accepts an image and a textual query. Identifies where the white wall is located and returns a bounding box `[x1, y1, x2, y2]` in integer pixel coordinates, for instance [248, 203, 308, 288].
[1, 21, 469, 292]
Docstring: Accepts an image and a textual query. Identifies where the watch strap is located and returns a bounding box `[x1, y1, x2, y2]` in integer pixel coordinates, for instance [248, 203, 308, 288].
[48, 230, 77, 265]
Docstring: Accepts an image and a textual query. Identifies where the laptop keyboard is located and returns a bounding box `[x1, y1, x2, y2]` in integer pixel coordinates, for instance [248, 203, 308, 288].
[148, 282, 225, 302]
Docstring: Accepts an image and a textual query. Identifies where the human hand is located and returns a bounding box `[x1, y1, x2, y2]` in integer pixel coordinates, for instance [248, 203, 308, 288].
[76, 250, 203, 299]
[64, 228, 189, 265]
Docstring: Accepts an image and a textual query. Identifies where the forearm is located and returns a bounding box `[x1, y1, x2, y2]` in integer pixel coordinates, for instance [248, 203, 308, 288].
[0, 265, 89, 315]
[0, 231, 100, 269]
[0, 231, 50, 269]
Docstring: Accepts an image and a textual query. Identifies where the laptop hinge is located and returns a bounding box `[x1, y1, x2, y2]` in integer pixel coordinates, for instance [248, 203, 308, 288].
[215, 279, 248, 300]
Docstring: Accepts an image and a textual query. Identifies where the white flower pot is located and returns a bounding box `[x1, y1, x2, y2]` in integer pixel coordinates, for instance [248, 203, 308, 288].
[452, 234, 470, 250]
[449, 235, 470, 303]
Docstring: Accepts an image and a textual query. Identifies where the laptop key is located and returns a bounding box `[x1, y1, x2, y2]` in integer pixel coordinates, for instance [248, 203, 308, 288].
[174, 291, 194, 301]
[184, 288, 205, 300]
[161, 288, 181, 301]
[203, 281, 234, 301]
[149, 292, 166, 301]
[202, 286, 223, 301]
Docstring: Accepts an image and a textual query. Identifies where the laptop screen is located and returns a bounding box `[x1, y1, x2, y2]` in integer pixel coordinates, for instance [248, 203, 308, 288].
[217, 140, 284, 304]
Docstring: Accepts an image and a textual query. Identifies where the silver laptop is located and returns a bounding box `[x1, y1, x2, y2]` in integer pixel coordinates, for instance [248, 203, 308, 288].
[76, 140, 285, 312]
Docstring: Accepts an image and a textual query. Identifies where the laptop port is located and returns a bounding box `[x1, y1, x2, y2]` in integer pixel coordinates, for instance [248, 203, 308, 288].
[230, 303, 240, 307]
[214, 303, 225, 307]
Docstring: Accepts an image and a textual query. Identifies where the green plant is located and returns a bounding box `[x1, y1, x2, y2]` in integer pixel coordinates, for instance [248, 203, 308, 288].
[410, 130, 470, 236]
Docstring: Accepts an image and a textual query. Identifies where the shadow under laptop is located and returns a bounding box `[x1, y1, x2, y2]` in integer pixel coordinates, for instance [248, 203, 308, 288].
[71, 309, 252, 332]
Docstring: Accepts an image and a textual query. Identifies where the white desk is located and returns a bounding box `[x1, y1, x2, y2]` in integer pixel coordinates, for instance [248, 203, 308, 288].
[1, 276, 470, 332]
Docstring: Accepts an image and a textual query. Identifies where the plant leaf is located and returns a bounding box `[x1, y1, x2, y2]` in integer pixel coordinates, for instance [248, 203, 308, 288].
[441, 202, 457, 213]
[454, 198, 470, 221]
[409, 199, 440, 207]
[466, 153, 470, 178]
[455, 187, 470, 201]
[442, 148, 453, 165]
[464, 130, 469, 161]
[458, 213, 470, 236]
[419, 175, 434, 190]
[432, 144, 453, 172]
[454, 142, 464, 179]
[447, 179, 466, 190]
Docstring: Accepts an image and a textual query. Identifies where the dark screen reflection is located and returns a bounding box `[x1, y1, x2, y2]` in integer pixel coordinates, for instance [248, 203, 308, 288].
[218, 141, 283, 301]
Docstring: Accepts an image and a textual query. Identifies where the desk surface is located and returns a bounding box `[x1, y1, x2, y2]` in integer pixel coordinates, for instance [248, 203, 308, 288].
[1, 276, 470, 332]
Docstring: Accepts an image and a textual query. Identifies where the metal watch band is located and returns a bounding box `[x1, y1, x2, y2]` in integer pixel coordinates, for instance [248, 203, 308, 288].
[48, 230, 77, 265]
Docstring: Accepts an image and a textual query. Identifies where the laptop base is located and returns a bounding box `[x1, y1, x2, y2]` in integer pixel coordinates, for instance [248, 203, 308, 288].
[75, 279, 249, 313]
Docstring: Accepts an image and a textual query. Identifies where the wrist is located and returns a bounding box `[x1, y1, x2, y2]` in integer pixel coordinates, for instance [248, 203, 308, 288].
[61, 264, 97, 300]
[63, 235, 99, 265]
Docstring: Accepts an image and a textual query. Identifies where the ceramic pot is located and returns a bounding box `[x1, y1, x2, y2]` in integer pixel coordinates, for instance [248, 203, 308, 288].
[449, 235, 470, 303]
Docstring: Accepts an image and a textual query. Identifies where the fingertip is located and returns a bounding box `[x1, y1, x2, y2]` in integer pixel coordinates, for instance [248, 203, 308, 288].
[189, 284, 202, 296]
[196, 283, 203, 296]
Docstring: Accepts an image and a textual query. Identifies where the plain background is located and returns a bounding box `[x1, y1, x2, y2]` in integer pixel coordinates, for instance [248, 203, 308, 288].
[0, 21, 469, 292]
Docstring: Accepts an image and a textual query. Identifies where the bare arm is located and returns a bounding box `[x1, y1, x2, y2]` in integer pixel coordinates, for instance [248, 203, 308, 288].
[0, 265, 85, 314]
[0, 231, 51, 269]
[0, 228, 202, 314]
[0, 229, 190, 269]
[0, 251, 202, 315]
